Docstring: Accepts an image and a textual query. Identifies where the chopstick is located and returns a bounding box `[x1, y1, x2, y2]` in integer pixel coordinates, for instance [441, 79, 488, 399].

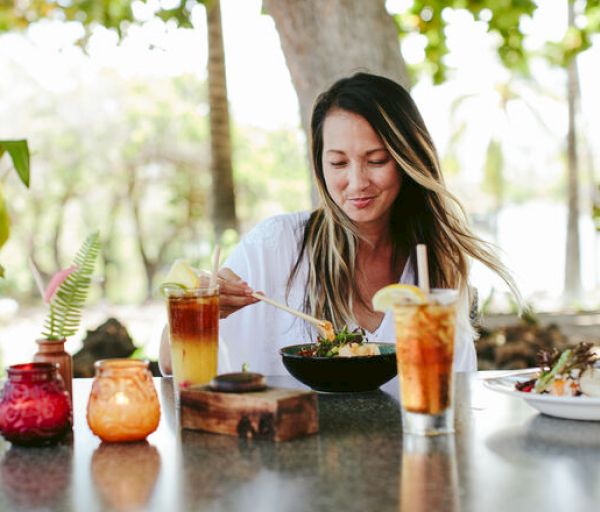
[251, 292, 335, 340]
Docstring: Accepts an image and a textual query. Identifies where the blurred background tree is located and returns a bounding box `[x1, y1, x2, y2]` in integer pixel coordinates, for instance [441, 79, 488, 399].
[393, 0, 600, 303]
[264, 0, 598, 304]
[0, 0, 598, 309]
[0, 0, 237, 242]
[0, 63, 308, 302]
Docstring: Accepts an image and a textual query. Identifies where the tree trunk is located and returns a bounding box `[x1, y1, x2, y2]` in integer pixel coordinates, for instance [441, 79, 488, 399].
[564, 0, 582, 301]
[206, 0, 237, 240]
[26, 196, 50, 300]
[263, 0, 410, 205]
[126, 168, 155, 301]
[575, 51, 598, 289]
[100, 194, 122, 298]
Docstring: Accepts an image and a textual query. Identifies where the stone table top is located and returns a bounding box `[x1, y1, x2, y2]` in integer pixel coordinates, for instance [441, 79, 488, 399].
[1, 373, 600, 511]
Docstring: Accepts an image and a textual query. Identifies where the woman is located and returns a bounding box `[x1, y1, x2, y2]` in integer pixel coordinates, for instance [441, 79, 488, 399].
[160, 72, 519, 376]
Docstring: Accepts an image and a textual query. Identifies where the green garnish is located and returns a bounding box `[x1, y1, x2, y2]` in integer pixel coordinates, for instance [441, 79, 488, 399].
[313, 325, 366, 357]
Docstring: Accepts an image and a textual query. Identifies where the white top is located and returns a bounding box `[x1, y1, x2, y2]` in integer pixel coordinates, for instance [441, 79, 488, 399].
[218, 212, 477, 375]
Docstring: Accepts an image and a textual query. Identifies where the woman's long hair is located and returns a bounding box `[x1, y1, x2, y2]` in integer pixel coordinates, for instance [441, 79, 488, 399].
[288, 72, 520, 330]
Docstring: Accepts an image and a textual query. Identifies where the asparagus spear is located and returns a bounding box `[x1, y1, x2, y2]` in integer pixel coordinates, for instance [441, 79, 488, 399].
[534, 349, 572, 393]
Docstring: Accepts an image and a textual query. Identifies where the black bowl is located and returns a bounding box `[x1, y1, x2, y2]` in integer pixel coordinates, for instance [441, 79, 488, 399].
[280, 343, 397, 392]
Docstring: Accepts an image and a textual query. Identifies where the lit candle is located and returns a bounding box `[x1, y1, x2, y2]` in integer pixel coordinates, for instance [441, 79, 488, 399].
[87, 359, 160, 443]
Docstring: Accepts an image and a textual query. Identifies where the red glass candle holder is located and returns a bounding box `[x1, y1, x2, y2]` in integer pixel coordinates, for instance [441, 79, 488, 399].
[0, 362, 72, 446]
[0, 445, 72, 508]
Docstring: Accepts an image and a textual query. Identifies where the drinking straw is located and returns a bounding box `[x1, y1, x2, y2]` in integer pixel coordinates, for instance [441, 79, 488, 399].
[416, 244, 430, 294]
[209, 244, 221, 288]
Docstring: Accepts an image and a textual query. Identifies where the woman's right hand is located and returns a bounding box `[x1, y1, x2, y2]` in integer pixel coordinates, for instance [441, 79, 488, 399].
[215, 267, 260, 319]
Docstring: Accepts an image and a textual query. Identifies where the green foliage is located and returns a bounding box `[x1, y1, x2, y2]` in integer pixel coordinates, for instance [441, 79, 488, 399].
[156, 2, 196, 29]
[0, 0, 204, 38]
[42, 232, 101, 340]
[0, 139, 30, 277]
[0, 140, 30, 188]
[0, 0, 134, 35]
[520, 303, 538, 326]
[394, 1, 600, 83]
[129, 346, 147, 359]
[394, 0, 537, 83]
[544, 1, 600, 66]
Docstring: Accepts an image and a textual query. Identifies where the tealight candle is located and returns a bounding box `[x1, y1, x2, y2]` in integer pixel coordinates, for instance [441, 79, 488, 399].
[86, 359, 160, 442]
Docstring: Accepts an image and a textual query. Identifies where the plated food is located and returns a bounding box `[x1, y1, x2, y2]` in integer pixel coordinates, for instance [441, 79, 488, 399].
[484, 342, 600, 421]
[514, 342, 600, 397]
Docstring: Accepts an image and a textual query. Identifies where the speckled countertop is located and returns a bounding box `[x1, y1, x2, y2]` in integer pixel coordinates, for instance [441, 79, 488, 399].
[1, 374, 600, 512]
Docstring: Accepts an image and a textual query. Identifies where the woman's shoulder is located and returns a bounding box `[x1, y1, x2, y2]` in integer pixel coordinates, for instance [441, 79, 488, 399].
[242, 211, 310, 248]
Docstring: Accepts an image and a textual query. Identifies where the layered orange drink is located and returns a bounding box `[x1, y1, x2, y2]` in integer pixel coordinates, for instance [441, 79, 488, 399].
[163, 260, 219, 389]
[373, 285, 458, 435]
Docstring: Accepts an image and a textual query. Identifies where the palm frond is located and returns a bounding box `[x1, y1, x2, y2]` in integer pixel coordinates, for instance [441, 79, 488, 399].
[42, 232, 101, 340]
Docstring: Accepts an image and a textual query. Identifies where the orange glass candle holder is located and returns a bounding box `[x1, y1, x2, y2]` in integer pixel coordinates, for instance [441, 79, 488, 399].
[86, 359, 160, 442]
[92, 441, 161, 510]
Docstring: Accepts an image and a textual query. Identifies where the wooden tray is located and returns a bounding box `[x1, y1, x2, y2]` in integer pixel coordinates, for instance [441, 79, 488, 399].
[179, 386, 318, 442]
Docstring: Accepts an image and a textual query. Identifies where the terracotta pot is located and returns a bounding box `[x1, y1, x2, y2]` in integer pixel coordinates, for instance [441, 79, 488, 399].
[34, 338, 73, 402]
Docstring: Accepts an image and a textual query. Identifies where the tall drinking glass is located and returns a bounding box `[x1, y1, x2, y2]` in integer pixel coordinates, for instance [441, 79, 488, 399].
[400, 435, 459, 512]
[166, 285, 219, 390]
[393, 289, 458, 435]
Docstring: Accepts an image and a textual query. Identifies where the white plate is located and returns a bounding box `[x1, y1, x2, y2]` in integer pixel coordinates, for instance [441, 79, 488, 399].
[483, 370, 600, 421]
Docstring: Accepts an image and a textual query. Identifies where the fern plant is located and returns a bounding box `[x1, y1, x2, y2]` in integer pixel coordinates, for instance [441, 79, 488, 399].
[42, 232, 101, 340]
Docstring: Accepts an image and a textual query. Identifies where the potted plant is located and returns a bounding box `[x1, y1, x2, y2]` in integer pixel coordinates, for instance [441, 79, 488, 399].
[33, 232, 101, 399]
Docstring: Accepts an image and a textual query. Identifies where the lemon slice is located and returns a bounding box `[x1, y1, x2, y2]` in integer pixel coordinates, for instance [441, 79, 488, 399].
[162, 259, 200, 290]
[372, 284, 427, 311]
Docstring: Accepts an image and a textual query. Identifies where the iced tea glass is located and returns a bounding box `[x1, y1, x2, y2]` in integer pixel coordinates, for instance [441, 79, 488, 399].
[166, 284, 219, 390]
[393, 289, 458, 435]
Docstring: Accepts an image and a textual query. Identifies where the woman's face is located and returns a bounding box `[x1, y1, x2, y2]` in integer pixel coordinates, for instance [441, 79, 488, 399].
[321, 109, 401, 231]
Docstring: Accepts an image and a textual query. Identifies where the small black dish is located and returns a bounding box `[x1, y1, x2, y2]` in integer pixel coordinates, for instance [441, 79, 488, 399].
[280, 342, 397, 392]
[209, 372, 267, 393]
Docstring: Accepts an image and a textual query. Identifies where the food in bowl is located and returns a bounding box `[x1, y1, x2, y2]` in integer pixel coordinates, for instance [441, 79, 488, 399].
[296, 326, 380, 358]
[515, 342, 600, 397]
[280, 342, 397, 392]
